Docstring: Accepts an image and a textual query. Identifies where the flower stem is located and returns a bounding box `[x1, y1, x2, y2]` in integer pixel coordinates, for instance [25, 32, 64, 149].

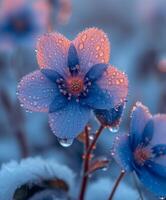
[85, 126, 89, 151]
[132, 173, 144, 200]
[79, 125, 104, 200]
[109, 170, 126, 200]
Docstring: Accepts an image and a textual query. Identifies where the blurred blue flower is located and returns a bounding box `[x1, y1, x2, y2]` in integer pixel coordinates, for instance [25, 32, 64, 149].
[0, 0, 49, 49]
[17, 28, 128, 142]
[111, 102, 166, 198]
[0, 157, 75, 200]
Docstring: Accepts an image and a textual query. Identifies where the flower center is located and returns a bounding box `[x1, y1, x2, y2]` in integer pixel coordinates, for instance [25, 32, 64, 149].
[67, 77, 84, 96]
[134, 147, 151, 166]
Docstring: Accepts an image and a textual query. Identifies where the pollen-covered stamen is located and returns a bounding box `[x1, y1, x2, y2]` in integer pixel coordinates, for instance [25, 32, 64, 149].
[56, 78, 68, 95]
[67, 77, 84, 96]
[134, 146, 152, 166]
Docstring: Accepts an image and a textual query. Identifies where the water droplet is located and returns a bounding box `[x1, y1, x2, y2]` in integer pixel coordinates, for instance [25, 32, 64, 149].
[25, 109, 32, 113]
[159, 197, 165, 200]
[102, 166, 108, 171]
[99, 52, 104, 57]
[79, 43, 84, 50]
[58, 138, 73, 147]
[111, 151, 115, 156]
[89, 134, 94, 141]
[81, 34, 87, 41]
[109, 126, 119, 133]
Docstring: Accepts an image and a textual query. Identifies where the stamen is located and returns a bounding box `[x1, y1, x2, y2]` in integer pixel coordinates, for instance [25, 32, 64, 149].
[67, 77, 84, 96]
[134, 146, 151, 166]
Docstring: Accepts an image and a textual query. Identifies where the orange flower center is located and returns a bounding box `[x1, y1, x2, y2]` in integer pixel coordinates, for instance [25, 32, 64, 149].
[134, 147, 151, 166]
[67, 77, 84, 96]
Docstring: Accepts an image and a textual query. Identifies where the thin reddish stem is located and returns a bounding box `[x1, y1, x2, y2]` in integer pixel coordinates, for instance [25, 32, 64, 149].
[79, 125, 104, 200]
[85, 126, 89, 151]
[109, 170, 126, 200]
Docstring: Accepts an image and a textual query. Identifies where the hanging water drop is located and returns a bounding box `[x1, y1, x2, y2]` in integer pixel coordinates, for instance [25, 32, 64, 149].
[159, 197, 165, 200]
[58, 138, 74, 147]
[89, 134, 94, 141]
[109, 125, 119, 133]
[102, 166, 108, 171]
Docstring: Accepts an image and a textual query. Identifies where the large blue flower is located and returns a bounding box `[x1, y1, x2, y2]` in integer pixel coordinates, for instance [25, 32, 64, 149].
[111, 102, 166, 197]
[17, 28, 128, 140]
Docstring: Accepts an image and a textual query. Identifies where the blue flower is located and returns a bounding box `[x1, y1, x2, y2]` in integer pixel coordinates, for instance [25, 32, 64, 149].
[17, 28, 128, 141]
[111, 102, 166, 197]
[0, 0, 49, 48]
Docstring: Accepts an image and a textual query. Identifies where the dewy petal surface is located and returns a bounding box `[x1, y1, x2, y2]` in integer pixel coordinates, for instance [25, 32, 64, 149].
[17, 70, 61, 112]
[36, 32, 70, 77]
[145, 160, 166, 178]
[136, 165, 166, 197]
[140, 119, 154, 146]
[73, 28, 110, 74]
[130, 102, 152, 149]
[148, 115, 166, 167]
[111, 134, 133, 171]
[48, 102, 91, 139]
[92, 66, 128, 109]
[80, 83, 115, 109]
[149, 114, 166, 146]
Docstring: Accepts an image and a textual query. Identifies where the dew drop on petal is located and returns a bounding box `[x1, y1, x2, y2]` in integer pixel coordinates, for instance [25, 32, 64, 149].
[102, 166, 108, 171]
[25, 109, 32, 113]
[109, 125, 119, 133]
[58, 138, 74, 147]
[79, 43, 84, 50]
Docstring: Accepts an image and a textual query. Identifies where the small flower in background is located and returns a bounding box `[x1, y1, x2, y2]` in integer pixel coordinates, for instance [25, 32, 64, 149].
[0, 0, 49, 50]
[47, 0, 72, 26]
[57, 0, 72, 25]
[111, 102, 166, 198]
[0, 157, 75, 200]
[94, 103, 125, 133]
[17, 28, 128, 146]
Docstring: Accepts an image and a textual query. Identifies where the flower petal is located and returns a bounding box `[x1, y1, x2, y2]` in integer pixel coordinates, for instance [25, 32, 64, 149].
[36, 32, 70, 77]
[85, 63, 108, 82]
[80, 83, 114, 109]
[147, 115, 166, 168]
[111, 134, 133, 171]
[135, 165, 166, 197]
[145, 160, 166, 178]
[140, 119, 154, 146]
[73, 28, 110, 74]
[149, 114, 166, 146]
[94, 104, 124, 127]
[48, 102, 91, 139]
[152, 144, 166, 158]
[130, 102, 152, 149]
[96, 66, 128, 109]
[41, 69, 64, 82]
[17, 70, 61, 112]
[67, 43, 79, 74]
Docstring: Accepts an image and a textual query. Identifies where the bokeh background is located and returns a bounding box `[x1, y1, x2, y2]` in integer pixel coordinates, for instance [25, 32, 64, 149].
[0, 0, 166, 199]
